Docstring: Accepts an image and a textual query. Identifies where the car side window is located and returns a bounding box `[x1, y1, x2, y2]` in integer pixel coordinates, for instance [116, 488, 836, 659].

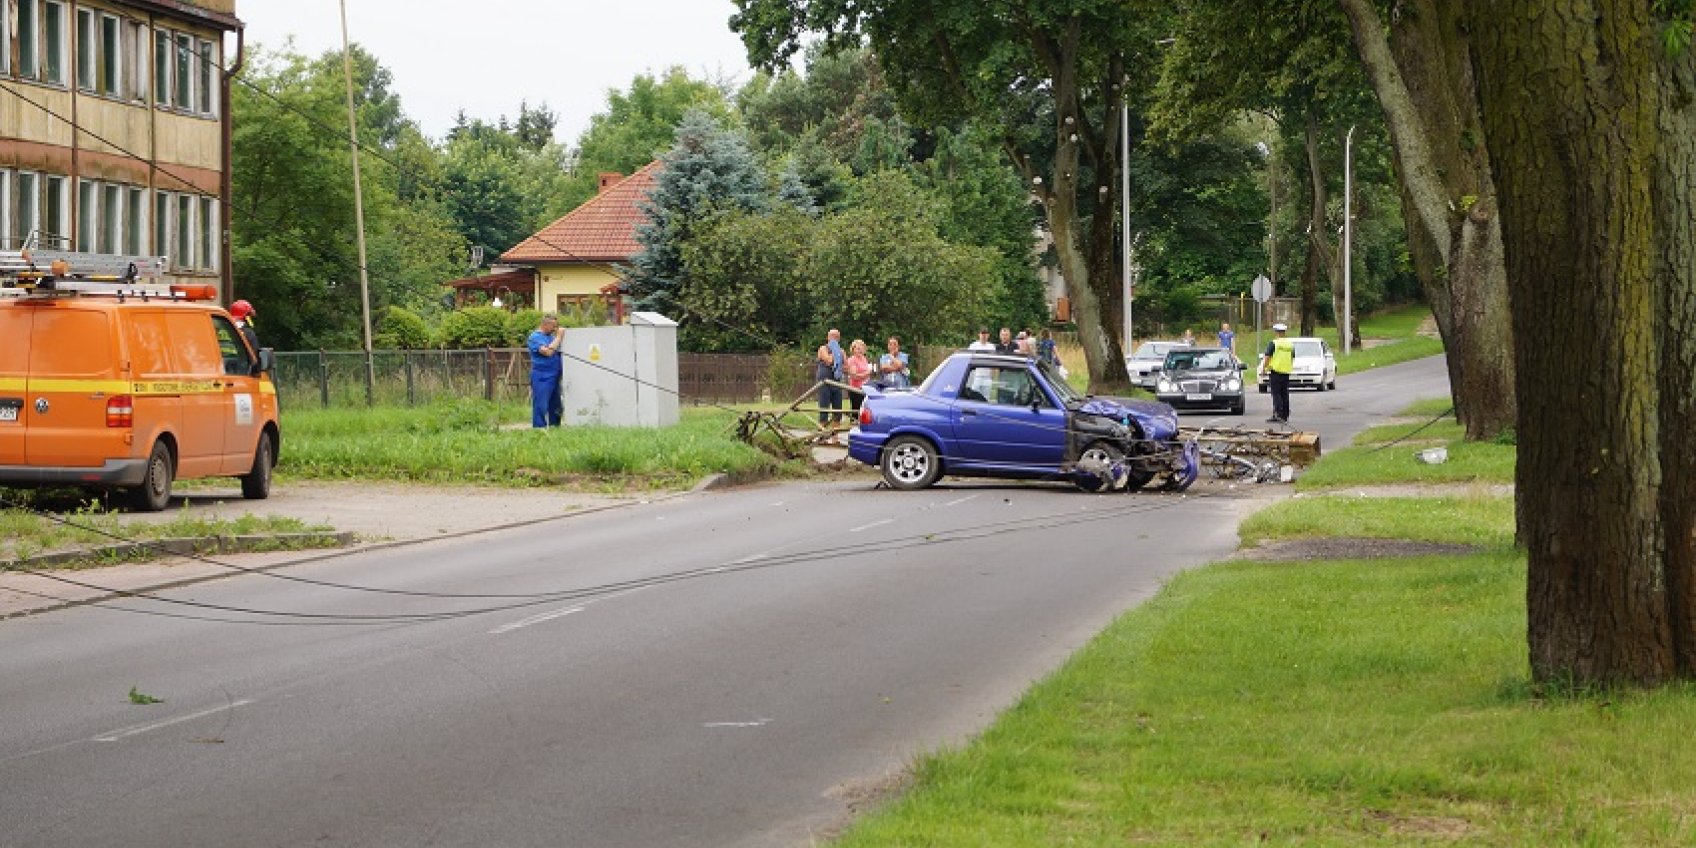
[212, 315, 254, 377]
[960, 366, 1046, 407]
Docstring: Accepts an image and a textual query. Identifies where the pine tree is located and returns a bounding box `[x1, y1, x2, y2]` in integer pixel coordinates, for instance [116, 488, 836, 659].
[629, 109, 770, 312]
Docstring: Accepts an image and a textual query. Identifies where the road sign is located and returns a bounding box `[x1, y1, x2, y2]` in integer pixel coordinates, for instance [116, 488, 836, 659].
[1251, 274, 1272, 303]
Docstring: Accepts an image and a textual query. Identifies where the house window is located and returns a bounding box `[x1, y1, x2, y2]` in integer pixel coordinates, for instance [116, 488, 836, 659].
[43, 1, 67, 85]
[0, 0, 10, 76]
[76, 8, 94, 90]
[77, 179, 96, 252]
[126, 187, 146, 255]
[127, 20, 149, 100]
[43, 175, 68, 244]
[198, 196, 215, 269]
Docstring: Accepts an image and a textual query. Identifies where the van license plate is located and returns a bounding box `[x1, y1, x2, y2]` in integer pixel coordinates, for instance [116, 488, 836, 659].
[0, 401, 19, 422]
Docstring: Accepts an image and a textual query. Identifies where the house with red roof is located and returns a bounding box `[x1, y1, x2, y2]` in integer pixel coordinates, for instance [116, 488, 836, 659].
[491, 161, 663, 323]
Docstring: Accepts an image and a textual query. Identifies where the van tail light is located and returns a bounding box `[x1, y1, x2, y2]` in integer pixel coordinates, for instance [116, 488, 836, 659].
[106, 395, 134, 428]
[859, 403, 873, 426]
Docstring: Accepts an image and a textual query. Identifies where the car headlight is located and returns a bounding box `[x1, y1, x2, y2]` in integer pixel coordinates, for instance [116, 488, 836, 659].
[1224, 377, 1241, 391]
[1157, 378, 1174, 392]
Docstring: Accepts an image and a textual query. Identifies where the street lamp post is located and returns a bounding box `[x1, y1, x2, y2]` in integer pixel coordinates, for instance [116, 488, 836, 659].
[339, 0, 375, 404]
[1342, 125, 1354, 357]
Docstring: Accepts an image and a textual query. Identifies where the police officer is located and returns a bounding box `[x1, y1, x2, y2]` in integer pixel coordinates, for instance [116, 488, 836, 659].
[1259, 322, 1294, 424]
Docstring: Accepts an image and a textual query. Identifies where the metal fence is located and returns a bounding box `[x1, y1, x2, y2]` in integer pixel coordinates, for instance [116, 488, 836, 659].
[272, 349, 827, 409]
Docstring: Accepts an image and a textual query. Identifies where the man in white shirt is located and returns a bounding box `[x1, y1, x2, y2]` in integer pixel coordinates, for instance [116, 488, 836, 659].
[967, 327, 996, 351]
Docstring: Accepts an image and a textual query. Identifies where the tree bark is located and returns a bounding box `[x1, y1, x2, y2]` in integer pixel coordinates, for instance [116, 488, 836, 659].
[1337, 0, 1516, 440]
[1471, 0, 1695, 686]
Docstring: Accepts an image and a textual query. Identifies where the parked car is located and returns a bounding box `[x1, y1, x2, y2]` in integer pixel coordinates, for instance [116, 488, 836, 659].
[1124, 340, 1191, 389]
[1153, 347, 1247, 415]
[1257, 337, 1338, 392]
[0, 280, 279, 511]
[848, 352, 1199, 493]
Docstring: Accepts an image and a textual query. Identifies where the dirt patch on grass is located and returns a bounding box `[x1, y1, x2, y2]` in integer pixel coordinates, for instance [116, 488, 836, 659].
[1365, 809, 1481, 839]
[1236, 536, 1487, 561]
[814, 770, 913, 841]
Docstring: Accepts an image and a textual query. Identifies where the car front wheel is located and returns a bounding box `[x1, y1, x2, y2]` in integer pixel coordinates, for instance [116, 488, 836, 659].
[881, 436, 941, 490]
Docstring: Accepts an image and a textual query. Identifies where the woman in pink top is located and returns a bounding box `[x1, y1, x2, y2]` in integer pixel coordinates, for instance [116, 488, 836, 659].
[845, 338, 873, 413]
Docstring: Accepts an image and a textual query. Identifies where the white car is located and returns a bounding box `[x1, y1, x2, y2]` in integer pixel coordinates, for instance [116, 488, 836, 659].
[1124, 340, 1191, 389]
[1257, 337, 1338, 391]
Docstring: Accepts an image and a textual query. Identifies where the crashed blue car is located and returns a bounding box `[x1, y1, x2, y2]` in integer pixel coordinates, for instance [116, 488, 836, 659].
[848, 352, 1200, 492]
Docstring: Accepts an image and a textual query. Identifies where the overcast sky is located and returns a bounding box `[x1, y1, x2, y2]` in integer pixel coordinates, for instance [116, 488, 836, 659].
[238, 0, 760, 144]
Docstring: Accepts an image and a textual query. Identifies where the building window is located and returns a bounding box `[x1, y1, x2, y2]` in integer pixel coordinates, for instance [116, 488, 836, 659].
[173, 32, 191, 109]
[17, 172, 40, 245]
[102, 184, 122, 254]
[0, 172, 11, 249]
[76, 8, 94, 90]
[101, 15, 121, 95]
[153, 29, 169, 104]
[0, 0, 10, 76]
[126, 187, 146, 255]
[198, 196, 215, 269]
[43, 175, 68, 245]
[197, 40, 216, 115]
[175, 193, 191, 268]
[77, 179, 96, 252]
[43, 1, 67, 85]
[127, 20, 149, 100]
[19, 0, 39, 79]
[154, 191, 168, 258]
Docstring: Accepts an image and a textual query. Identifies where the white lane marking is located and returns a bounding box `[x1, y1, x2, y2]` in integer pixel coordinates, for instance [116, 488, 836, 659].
[730, 553, 769, 565]
[848, 518, 894, 533]
[944, 494, 980, 507]
[770, 501, 785, 507]
[703, 718, 772, 728]
[93, 700, 254, 743]
[489, 605, 585, 635]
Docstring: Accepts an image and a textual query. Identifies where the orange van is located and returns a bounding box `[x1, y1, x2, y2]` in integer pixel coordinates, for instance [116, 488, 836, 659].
[0, 291, 279, 510]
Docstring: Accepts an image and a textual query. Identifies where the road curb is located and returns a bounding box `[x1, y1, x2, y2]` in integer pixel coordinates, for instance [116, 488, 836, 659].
[2, 531, 355, 571]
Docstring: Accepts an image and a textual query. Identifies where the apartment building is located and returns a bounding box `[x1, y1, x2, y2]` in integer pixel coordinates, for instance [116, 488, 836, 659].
[1, 0, 240, 296]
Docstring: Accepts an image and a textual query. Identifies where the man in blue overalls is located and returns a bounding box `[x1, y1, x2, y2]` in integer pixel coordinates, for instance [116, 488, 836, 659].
[527, 313, 565, 428]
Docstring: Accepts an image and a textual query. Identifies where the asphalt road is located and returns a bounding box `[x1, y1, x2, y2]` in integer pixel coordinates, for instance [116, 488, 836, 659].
[0, 355, 1450, 848]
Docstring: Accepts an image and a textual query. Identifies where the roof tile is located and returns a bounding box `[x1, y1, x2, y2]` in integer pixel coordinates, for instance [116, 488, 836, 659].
[500, 161, 662, 264]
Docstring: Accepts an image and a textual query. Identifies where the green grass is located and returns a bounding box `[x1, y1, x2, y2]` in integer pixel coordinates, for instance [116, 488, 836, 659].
[1241, 495, 1516, 548]
[278, 399, 778, 490]
[1296, 400, 1515, 490]
[0, 503, 330, 566]
[837, 549, 1696, 846]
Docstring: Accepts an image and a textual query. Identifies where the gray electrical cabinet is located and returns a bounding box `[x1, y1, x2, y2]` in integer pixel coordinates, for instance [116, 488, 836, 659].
[559, 311, 680, 427]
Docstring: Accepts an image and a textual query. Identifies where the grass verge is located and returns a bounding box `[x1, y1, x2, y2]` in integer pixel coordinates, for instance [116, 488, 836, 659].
[0, 504, 331, 566]
[832, 396, 1696, 846]
[1297, 406, 1515, 490]
[278, 400, 780, 490]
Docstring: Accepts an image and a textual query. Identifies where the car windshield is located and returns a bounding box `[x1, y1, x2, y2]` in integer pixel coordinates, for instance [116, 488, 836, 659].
[1132, 342, 1176, 361]
[1293, 341, 1324, 358]
[1037, 360, 1083, 403]
[1163, 349, 1233, 371]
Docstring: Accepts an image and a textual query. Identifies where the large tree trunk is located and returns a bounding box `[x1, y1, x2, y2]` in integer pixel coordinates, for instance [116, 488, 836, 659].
[1038, 25, 1129, 392]
[1471, 1, 1695, 686]
[1338, 0, 1516, 440]
[1298, 112, 1325, 337]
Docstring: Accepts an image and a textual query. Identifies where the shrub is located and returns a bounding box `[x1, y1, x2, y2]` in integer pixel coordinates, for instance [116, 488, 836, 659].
[437, 306, 511, 348]
[507, 308, 544, 345]
[375, 305, 432, 350]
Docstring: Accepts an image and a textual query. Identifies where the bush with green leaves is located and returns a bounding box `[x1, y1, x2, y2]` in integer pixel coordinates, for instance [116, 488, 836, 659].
[506, 308, 544, 345]
[375, 305, 432, 349]
[436, 306, 511, 348]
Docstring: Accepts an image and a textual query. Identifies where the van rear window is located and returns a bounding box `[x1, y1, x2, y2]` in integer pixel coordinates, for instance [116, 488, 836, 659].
[29, 310, 112, 376]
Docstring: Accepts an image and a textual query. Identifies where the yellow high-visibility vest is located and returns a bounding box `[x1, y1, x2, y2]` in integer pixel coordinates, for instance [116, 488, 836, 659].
[1269, 338, 1295, 373]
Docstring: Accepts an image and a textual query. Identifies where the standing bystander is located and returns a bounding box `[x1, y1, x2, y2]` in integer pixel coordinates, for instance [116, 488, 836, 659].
[879, 336, 912, 389]
[526, 313, 565, 428]
[816, 329, 846, 425]
[1217, 322, 1235, 355]
[844, 339, 873, 412]
[967, 328, 996, 351]
[994, 327, 1019, 354]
